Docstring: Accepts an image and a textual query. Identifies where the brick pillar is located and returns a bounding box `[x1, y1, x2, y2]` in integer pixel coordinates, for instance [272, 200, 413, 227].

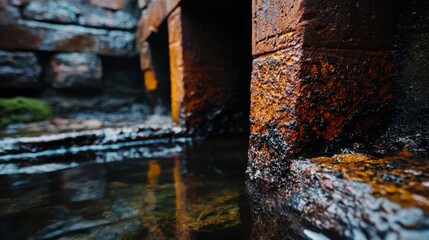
[167, 6, 247, 133]
[248, 0, 395, 184]
[168, 8, 185, 126]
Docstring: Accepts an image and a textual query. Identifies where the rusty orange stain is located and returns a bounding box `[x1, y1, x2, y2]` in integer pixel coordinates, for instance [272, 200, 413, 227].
[311, 154, 429, 213]
[168, 8, 185, 126]
[144, 69, 158, 91]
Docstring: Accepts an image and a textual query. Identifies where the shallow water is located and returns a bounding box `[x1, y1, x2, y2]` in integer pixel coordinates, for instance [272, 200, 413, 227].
[0, 137, 248, 240]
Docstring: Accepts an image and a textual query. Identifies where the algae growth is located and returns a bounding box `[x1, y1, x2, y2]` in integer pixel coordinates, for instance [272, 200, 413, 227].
[0, 97, 52, 126]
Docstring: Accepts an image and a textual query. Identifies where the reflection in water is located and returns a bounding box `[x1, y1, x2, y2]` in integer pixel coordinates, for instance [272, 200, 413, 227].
[174, 155, 190, 240]
[0, 138, 247, 239]
[61, 166, 106, 202]
[142, 160, 166, 240]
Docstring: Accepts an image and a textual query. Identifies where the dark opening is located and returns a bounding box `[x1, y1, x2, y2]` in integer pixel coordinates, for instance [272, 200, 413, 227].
[181, 0, 252, 135]
[38, 55, 149, 120]
[147, 20, 172, 113]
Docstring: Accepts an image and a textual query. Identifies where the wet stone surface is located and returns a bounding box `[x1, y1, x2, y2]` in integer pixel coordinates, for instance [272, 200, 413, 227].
[0, 20, 136, 57]
[0, 137, 248, 240]
[0, 122, 186, 159]
[22, 1, 138, 30]
[0, 0, 138, 56]
[245, 153, 429, 240]
[23, 1, 80, 24]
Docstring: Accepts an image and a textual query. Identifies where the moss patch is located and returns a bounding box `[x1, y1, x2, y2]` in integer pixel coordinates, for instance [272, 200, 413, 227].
[0, 97, 52, 126]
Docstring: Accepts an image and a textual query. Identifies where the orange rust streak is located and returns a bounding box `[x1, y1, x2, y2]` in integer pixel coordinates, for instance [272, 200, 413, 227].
[168, 8, 185, 126]
[144, 69, 158, 91]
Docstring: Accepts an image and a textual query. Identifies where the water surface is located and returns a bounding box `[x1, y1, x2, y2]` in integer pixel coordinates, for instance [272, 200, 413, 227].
[0, 137, 248, 240]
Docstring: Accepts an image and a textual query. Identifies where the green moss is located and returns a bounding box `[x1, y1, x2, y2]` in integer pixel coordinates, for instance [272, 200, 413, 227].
[0, 97, 52, 126]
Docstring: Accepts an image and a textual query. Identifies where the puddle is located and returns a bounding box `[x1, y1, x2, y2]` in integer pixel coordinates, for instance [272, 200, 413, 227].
[0, 137, 248, 240]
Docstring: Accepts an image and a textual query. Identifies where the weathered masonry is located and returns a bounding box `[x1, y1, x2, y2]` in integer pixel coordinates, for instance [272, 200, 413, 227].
[140, 0, 429, 239]
[137, 0, 252, 134]
[0, 0, 145, 119]
[247, 0, 395, 182]
[0, 0, 427, 238]
[244, 0, 429, 239]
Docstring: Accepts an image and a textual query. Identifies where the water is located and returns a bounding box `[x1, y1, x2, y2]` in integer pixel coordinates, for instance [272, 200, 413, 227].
[0, 137, 248, 240]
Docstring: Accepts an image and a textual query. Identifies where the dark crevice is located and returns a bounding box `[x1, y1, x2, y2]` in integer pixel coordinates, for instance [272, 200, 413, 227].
[147, 20, 172, 112]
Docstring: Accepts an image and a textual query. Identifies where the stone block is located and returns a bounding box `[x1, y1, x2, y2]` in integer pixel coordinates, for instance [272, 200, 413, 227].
[23, 1, 79, 24]
[21, 0, 138, 30]
[246, 153, 429, 239]
[47, 53, 102, 89]
[0, 20, 136, 56]
[78, 7, 137, 30]
[252, 0, 394, 56]
[248, 0, 395, 185]
[301, 0, 394, 50]
[252, 0, 304, 55]
[248, 48, 393, 183]
[9, 0, 30, 7]
[89, 0, 133, 11]
[0, 50, 41, 88]
[0, 3, 20, 25]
